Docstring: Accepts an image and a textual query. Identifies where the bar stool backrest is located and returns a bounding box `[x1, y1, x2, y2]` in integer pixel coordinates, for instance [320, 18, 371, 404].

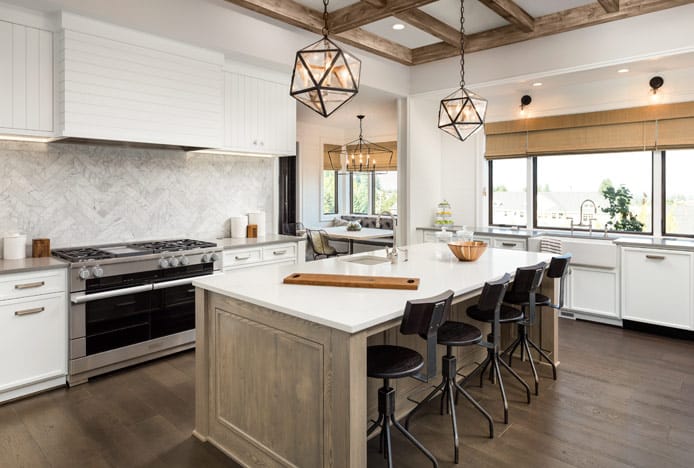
[479, 274, 512, 350]
[510, 262, 547, 324]
[547, 253, 572, 309]
[400, 290, 453, 382]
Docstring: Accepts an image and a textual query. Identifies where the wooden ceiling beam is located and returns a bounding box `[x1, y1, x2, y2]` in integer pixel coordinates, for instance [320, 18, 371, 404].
[362, 0, 388, 7]
[328, 0, 437, 34]
[598, 0, 621, 12]
[412, 0, 694, 65]
[223, 0, 412, 64]
[478, 0, 535, 32]
[394, 9, 460, 47]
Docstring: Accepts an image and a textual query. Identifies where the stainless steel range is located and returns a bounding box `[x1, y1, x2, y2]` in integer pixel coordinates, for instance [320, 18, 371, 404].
[53, 239, 222, 385]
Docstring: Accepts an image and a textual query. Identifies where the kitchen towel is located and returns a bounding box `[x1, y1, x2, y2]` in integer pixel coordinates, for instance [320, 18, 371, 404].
[230, 216, 249, 238]
[540, 237, 563, 254]
[248, 211, 266, 237]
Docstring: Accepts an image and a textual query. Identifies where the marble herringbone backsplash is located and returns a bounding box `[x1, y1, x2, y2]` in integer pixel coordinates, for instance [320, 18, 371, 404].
[0, 141, 274, 249]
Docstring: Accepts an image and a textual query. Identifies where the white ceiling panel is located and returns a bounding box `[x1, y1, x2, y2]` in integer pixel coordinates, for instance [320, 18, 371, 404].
[514, 0, 594, 18]
[421, 0, 509, 34]
[362, 17, 442, 48]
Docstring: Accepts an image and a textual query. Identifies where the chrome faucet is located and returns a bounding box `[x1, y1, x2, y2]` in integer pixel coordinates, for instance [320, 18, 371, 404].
[604, 221, 613, 239]
[379, 211, 398, 262]
[579, 199, 598, 226]
[567, 217, 574, 236]
[588, 218, 596, 237]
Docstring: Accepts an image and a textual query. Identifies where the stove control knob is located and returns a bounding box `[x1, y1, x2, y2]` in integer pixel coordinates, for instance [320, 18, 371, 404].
[92, 266, 104, 278]
[179, 256, 190, 266]
[169, 256, 180, 268]
[210, 252, 220, 262]
[78, 267, 91, 280]
[201, 254, 210, 263]
[159, 257, 170, 269]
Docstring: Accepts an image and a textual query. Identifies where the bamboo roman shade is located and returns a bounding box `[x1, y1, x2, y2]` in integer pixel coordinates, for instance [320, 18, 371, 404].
[322, 141, 398, 171]
[485, 101, 694, 159]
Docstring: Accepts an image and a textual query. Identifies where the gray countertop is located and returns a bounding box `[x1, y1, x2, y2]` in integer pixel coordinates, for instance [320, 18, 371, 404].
[614, 237, 694, 251]
[416, 226, 544, 239]
[213, 234, 305, 250]
[0, 256, 68, 275]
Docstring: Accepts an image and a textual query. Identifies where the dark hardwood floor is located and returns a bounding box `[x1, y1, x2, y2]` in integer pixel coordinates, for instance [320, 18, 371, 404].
[1, 319, 693, 467]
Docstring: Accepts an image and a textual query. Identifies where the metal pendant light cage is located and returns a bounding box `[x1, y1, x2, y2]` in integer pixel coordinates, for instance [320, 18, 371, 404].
[290, 0, 361, 118]
[328, 115, 393, 173]
[438, 0, 487, 141]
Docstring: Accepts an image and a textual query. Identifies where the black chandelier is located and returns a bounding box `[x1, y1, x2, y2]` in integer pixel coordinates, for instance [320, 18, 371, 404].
[328, 115, 393, 173]
[438, 0, 487, 141]
[290, 0, 361, 118]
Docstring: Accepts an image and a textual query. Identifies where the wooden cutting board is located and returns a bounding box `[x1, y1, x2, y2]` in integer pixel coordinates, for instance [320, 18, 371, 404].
[283, 273, 420, 290]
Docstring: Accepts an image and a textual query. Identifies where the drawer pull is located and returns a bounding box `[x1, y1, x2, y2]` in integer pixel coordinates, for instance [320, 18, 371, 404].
[235, 255, 251, 261]
[501, 243, 517, 247]
[273, 250, 287, 256]
[14, 281, 45, 290]
[15, 306, 45, 316]
[645, 255, 665, 260]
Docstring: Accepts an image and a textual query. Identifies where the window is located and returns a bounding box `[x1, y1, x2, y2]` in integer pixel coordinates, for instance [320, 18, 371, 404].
[350, 173, 370, 214]
[322, 170, 338, 215]
[535, 152, 652, 233]
[664, 149, 694, 236]
[489, 159, 527, 226]
[373, 171, 398, 214]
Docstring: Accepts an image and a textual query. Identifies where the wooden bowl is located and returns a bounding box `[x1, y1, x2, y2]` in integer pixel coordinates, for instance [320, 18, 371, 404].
[448, 241, 488, 262]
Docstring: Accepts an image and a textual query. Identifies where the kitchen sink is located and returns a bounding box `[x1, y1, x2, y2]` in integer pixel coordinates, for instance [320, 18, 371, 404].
[532, 236, 618, 268]
[340, 255, 391, 265]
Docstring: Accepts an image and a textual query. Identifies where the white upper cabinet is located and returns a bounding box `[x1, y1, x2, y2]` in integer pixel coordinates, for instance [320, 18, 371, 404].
[224, 68, 296, 156]
[55, 13, 224, 148]
[0, 20, 53, 135]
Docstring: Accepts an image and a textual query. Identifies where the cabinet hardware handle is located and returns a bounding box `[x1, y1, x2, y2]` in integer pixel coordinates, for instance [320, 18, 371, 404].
[501, 243, 517, 247]
[235, 255, 251, 260]
[187, 288, 195, 293]
[14, 281, 45, 290]
[645, 255, 665, 260]
[273, 250, 287, 255]
[15, 306, 45, 316]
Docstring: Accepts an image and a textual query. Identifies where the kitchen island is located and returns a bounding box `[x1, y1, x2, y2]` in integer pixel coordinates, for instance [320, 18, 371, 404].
[192, 243, 556, 467]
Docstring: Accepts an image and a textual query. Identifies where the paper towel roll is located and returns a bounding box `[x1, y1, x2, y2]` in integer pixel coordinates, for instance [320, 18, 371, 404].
[3, 233, 27, 260]
[248, 211, 265, 237]
[230, 216, 248, 238]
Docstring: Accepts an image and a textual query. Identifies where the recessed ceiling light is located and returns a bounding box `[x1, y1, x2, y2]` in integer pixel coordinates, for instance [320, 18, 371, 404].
[392, 23, 405, 30]
[618, 68, 630, 73]
[532, 82, 543, 87]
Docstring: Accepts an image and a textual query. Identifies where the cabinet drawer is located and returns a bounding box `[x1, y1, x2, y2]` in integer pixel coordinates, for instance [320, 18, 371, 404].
[262, 244, 297, 262]
[492, 238, 526, 251]
[0, 269, 67, 301]
[223, 248, 263, 269]
[0, 293, 67, 394]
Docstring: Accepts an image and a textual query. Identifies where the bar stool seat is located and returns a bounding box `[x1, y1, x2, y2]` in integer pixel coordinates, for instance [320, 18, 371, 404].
[467, 304, 524, 323]
[435, 321, 482, 346]
[504, 291, 550, 307]
[367, 345, 424, 379]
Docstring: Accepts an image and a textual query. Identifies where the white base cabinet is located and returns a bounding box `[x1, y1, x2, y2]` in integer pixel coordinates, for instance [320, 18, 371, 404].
[223, 242, 305, 272]
[621, 248, 693, 330]
[0, 269, 67, 403]
[565, 266, 619, 319]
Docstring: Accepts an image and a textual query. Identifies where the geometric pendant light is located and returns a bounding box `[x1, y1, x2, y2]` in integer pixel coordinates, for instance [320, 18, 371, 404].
[290, 0, 361, 118]
[438, 0, 487, 141]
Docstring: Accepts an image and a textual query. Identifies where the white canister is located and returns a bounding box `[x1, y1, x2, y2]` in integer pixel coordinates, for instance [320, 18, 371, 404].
[248, 211, 266, 237]
[230, 216, 249, 238]
[3, 233, 27, 260]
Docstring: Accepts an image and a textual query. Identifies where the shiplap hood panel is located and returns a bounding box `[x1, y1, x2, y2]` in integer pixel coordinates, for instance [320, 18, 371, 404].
[55, 12, 224, 149]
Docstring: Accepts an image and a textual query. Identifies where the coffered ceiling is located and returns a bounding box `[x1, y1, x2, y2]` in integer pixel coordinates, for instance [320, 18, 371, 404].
[224, 0, 694, 65]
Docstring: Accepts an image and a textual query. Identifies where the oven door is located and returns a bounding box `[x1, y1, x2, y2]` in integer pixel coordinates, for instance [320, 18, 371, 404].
[152, 281, 196, 338]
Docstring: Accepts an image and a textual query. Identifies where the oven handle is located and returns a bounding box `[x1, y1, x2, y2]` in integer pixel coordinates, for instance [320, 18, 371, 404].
[152, 273, 221, 290]
[70, 285, 153, 304]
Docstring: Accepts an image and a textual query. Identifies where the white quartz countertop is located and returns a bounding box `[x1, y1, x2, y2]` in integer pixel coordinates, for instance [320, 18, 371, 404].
[0, 256, 68, 275]
[193, 243, 552, 334]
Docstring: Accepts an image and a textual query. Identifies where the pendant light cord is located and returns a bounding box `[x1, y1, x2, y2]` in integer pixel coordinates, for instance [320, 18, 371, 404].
[459, 0, 465, 89]
[322, 0, 329, 37]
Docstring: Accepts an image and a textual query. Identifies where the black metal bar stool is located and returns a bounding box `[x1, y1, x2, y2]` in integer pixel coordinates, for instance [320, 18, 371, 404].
[366, 290, 452, 468]
[503, 254, 572, 393]
[463, 267, 543, 424]
[404, 276, 510, 464]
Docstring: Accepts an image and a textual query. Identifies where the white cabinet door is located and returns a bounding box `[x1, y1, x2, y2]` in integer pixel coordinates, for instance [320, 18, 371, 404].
[0, 21, 53, 134]
[492, 237, 527, 251]
[224, 71, 296, 155]
[0, 293, 67, 396]
[622, 248, 692, 329]
[567, 266, 619, 318]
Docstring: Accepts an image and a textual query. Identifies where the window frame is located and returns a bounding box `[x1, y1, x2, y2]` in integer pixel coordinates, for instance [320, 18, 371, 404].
[372, 170, 398, 215]
[662, 149, 694, 238]
[349, 172, 370, 215]
[321, 169, 339, 216]
[488, 158, 528, 228]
